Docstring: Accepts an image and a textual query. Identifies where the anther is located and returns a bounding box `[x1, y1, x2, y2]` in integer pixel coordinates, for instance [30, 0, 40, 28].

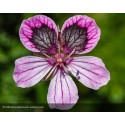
[57, 58, 62, 63]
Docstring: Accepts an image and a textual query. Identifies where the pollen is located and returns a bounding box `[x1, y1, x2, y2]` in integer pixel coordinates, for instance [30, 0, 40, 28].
[57, 58, 63, 63]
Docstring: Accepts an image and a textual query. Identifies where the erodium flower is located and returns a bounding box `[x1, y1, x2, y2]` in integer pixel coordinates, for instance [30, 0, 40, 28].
[13, 15, 110, 110]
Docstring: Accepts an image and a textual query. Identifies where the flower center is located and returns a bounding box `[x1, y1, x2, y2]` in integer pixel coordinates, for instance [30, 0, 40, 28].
[56, 54, 64, 67]
[57, 58, 63, 63]
[42, 48, 74, 67]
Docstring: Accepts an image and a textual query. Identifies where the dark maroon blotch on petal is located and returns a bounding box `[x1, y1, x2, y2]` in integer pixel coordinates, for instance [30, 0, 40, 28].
[62, 24, 88, 54]
[61, 15, 101, 55]
[19, 15, 59, 55]
[30, 25, 58, 55]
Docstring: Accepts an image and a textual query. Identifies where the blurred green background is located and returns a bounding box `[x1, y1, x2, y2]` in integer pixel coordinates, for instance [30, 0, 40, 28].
[0, 13, 125, 112]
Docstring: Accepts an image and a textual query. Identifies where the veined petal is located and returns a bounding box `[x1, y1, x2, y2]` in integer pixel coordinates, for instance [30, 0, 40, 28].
[61, 15, 100, 54]
[47, 68, 79, 110]
[13, 56, 53, 88]
[19, 15, 58, 55]
[67, 56, 110, 90]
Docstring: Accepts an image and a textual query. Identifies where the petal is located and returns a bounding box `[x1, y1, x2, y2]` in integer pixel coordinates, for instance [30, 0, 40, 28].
[61, 15, 100, 54]
[47, 68, 79, 110]
[19, 15, 58, 55]
[67, 56, 110, 90]
[13, 56, 53, 88]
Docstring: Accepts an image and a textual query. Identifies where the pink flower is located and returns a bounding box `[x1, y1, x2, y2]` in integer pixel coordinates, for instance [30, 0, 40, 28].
[13, 15, 110, 110]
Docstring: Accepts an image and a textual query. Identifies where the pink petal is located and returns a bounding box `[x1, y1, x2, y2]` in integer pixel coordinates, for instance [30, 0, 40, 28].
[47, 69, 79, 110]
[19, 15, 58, 55]
[13, 56, 53, 88]
[61, 15, 100, 54]
[67, 56, 110, 90]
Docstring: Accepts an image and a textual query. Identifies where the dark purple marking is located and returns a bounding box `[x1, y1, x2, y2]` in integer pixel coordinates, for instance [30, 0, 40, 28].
[70, 65, 101, 85]
[72, 63, 104, 78]
[15, 64, 48, 75]
[30, 24, 58, 55]
[17, 64, 50, 84]
[16, 60, 47, 66]
[76, 70, 79, 76]
[72, 60, 106, 71]
[64, 75, 71, 103]
[62, 24, 88, 54]
[54, 69, 58, 107]
[60, 70, 64, 105]
[76, 70, 80, 80]
[77, 76, 81, 80]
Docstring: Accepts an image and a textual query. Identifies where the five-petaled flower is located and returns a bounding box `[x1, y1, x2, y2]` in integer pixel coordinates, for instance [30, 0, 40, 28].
[13, 15, 110, 110]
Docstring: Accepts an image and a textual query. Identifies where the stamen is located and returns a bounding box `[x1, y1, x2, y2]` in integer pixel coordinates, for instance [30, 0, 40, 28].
[45, 64, 58, 80]
[42, 52, 52, 59]
[65, 47, 76, 59]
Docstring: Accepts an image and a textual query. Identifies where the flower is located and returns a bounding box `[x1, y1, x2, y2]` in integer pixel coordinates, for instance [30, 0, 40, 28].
[13, 15, 110, 110]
